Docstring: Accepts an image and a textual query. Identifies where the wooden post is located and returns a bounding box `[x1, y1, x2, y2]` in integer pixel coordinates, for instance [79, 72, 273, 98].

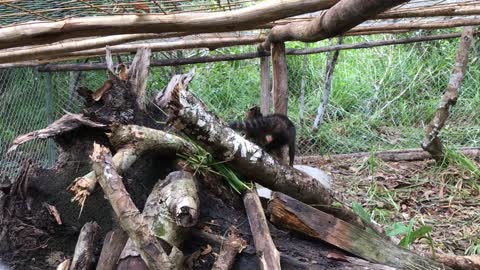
[260, 56, 271, 115]
[271, 42, 288, 115]
[271, 42, 289, 164]
[422, 26, 474, 161]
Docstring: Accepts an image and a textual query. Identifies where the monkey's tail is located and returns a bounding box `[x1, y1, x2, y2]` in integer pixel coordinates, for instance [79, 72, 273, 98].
[288, 126, 296, 166]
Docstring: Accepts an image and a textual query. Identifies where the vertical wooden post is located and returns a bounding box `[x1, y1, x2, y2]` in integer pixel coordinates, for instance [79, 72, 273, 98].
[271, 42, 288, 115]
[271, 42, 289, 164]
[260, 56, 271, 115]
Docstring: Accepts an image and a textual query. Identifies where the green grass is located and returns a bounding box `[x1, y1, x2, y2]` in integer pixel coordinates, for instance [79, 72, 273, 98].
[2, 29, 480, 159]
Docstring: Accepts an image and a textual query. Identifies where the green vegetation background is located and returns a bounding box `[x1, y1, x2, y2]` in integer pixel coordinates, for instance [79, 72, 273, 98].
[1, 29, 479, 159]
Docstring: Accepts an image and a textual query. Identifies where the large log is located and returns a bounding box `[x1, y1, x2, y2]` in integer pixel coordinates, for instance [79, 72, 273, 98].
[156, 71, 380, 234]
[263, 0, 408, 46]
[268, 192, 451, 270]
[422, 26, 474, 161]
[0, 0, 338, 49]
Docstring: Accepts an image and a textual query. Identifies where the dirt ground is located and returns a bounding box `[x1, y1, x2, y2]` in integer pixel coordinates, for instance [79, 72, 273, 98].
[302, 155, 480, 256]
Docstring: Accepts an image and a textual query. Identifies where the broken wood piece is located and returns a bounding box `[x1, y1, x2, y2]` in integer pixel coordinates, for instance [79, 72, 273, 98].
[96, 229, 129, 270]
[8, 113, 106, 153]
[68, 124, 196, 205]
[267, 192, 451, 270]
[243, 189, 281, 270]
[43, 203, 62, 225]
[422, 26, 474, 161]
[212, 228, 247, 270]
[91, 143, 173, 269]
[57, 260, 71, 270]
[118, 171, 198, 269]
[91, 80, 113, 101]
[70, 221, 99, 270]
[156, 71, 383, 235]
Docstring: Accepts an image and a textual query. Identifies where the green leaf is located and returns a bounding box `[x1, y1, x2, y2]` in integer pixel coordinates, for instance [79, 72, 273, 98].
[351, 201, 372, 224]
[386, 222, 409, 236]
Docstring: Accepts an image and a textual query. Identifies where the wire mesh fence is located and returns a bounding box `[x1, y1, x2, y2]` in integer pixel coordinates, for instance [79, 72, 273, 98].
[2, 40, 480, 184]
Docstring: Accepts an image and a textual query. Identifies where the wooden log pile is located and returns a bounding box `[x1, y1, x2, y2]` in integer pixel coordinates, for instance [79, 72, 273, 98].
[2, 47, 479, 270]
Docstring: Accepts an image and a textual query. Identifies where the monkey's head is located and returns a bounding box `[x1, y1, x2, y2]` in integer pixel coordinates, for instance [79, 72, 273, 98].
[245, 105, 262, 119]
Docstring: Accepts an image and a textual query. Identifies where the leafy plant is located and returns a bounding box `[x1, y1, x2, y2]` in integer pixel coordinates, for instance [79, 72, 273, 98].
[465, 240, 480, 255]
[177, 142, 251, 193]
[386, 220, 434, 250]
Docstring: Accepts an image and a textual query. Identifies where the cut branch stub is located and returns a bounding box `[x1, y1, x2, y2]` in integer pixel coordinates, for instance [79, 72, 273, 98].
[156, 71, 374, 232]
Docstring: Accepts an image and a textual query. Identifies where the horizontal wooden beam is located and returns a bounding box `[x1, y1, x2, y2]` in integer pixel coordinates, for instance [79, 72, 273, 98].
[0, 0, 338, 50]
[34, 31, 474, 72]
[263, 0, 408, 46]
[0, 34, 172, 64]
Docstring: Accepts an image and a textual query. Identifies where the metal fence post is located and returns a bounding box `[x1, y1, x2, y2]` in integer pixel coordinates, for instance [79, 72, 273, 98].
[45, 72, 55, 166]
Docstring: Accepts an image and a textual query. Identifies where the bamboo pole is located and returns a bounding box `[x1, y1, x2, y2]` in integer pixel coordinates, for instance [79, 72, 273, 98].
[35, 31, 480, 72]
[0, 0, 339, 49]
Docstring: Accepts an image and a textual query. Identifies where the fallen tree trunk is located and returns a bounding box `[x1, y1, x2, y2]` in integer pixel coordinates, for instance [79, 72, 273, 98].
[243, 190, 281, 270]
[267, 192, 451, 270]
[156, 71, 383, 235]
[70, 222, 99, 270]
[422, 26, 474, 161]
[297, 147, 480, 164]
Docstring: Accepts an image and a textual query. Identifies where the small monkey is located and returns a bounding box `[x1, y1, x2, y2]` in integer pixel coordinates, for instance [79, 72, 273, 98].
[229, 106, 296, 166]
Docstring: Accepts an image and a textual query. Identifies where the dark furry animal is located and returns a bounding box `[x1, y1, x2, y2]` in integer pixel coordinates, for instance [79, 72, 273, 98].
[229, 106, 296, 166]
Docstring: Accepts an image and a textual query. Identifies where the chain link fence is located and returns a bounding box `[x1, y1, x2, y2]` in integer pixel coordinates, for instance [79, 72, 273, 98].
[2, 43, 479, 184]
